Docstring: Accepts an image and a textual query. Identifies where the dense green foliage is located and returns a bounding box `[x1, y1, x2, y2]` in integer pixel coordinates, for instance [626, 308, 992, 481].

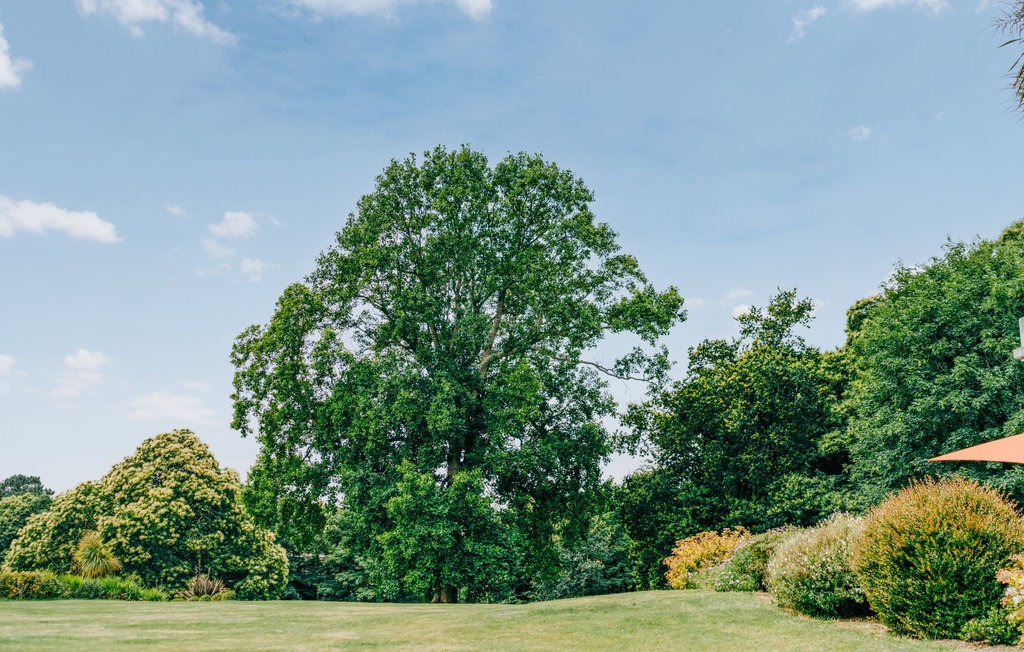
[845, 225, 1024, 505]
[0, 492, 51, 565]
[4, 430, 287, 599]
[766, 514, 868, 619]
[623, 290, 851, 584]
[852, 477, 1024, 639]
[0, 475, 53, 500]
[530, 513, 632, 601]
[231, 146, 685, 602]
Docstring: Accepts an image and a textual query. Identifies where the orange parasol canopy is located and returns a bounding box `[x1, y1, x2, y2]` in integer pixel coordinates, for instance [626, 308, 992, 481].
[928, 432, 1024, 464]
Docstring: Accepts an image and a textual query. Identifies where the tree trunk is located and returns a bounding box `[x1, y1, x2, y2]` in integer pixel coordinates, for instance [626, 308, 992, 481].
[431, 586, 458, 603]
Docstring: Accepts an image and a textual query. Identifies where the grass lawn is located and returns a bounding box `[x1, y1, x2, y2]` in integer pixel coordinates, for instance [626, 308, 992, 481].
[0, 591, 1007, 651]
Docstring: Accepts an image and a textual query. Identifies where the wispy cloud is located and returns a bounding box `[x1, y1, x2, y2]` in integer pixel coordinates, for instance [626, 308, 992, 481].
[127, 390, 214, 421]
[848, 125, 872, 142]
[789, 6, 827, 42]
[0, 194, 120, 243]
[0, 21, 31, 90]
[75, 0, 235, 43]
[165, 203, 184, 216]
[725, 288, 754, 301]
[53, 349, 111, 399]
[291, 0, 493, 21]
[201, 238, 236, 259]
[687, 297, 707, 308]
[848, 0, 947, 13]
[208, 211, 257, 238]
[0, 354, 25, 396]
[241, 257, 276, 283]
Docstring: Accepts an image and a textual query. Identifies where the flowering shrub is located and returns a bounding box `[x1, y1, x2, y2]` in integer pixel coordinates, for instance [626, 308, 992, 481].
[766, 514, 868, 618]
[664, 527, 750, 590]
[853, 477, 1024, 639]
[996, 554, 1024, 644]
[4, 430, 288, 600]
[714, 527, 796, 592]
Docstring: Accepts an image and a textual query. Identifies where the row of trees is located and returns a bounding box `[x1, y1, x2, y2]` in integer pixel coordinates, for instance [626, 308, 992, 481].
[229, 144, 1024, 601]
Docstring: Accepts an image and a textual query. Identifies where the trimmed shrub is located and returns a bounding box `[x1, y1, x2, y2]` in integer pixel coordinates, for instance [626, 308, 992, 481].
[664, 527, 750, 590]
[0, 571, 64, 599]
[714, 527, 796, 592]
[57, 574, 165, 601]
[766, 514, 868, 618]
[852, 477, 1024, 639]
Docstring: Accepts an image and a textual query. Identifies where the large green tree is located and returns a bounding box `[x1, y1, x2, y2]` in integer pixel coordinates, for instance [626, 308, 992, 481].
[846, 223, 1024, 505]
[231, 146, 685, 602]
[625, 290, 851, 565]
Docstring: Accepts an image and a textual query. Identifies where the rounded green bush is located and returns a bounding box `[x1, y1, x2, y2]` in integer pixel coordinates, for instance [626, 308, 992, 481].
[766, 514, 868, 618]
[852, 477, 1024, 639]
[714, 528, 796, 592]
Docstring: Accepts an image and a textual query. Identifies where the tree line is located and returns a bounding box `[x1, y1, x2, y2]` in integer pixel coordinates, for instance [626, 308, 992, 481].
[230, 145, 1024, 602]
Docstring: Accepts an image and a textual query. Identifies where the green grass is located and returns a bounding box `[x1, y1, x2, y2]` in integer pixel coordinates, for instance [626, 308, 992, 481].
[0, 591, 1007, 650]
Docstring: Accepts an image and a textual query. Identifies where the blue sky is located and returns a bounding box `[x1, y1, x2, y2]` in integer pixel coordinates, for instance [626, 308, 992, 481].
[1, 0, 1023, 491]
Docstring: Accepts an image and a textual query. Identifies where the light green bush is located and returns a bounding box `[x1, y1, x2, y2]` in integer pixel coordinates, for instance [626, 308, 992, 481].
[766, 514, 868, 618]
[714, 528, 796, 592]
[852, 477, 1024, 639]
[0, 571, 65, 599]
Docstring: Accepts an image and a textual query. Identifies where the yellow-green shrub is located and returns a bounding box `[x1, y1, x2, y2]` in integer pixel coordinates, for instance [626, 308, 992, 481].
[853, 477, 1024, 639]
[0, 570, 64, 599]
[664, 527, 750, 590]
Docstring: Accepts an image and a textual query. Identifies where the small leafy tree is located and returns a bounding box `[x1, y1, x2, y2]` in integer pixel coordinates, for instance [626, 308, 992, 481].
[0, 475, 53, 499]
[5, 430, 288, 599]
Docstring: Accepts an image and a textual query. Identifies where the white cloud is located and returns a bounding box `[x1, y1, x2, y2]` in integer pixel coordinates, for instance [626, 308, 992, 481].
[789, 6, 827, 42]
[75, 0, 235, 44]
[165, 203, 184, 216]
[0, 194, 120, 242]
[196, 262, 231, 277]
[0, 354, 24, 396]
[240, 257, 273, 282]
[208, 211, 257, 238]
[127, 390, 214, 421]
[732, 305, 752, 319]
[291, 0, 492, 20]
[725, 288, 754, 300]
[53, 349, 111, 399]
[848, 125, 872, 142]
[687, 297, 707, 308]
[849, 0, 947, 13]
[201, 238, 236, 258]
[0, 21, 31, 90]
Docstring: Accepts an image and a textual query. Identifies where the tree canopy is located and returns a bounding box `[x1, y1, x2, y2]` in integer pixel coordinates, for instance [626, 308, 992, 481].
[231, 145, 685, 602]
[845, 223, 1024, 504]
[624, 290, 851, 580]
